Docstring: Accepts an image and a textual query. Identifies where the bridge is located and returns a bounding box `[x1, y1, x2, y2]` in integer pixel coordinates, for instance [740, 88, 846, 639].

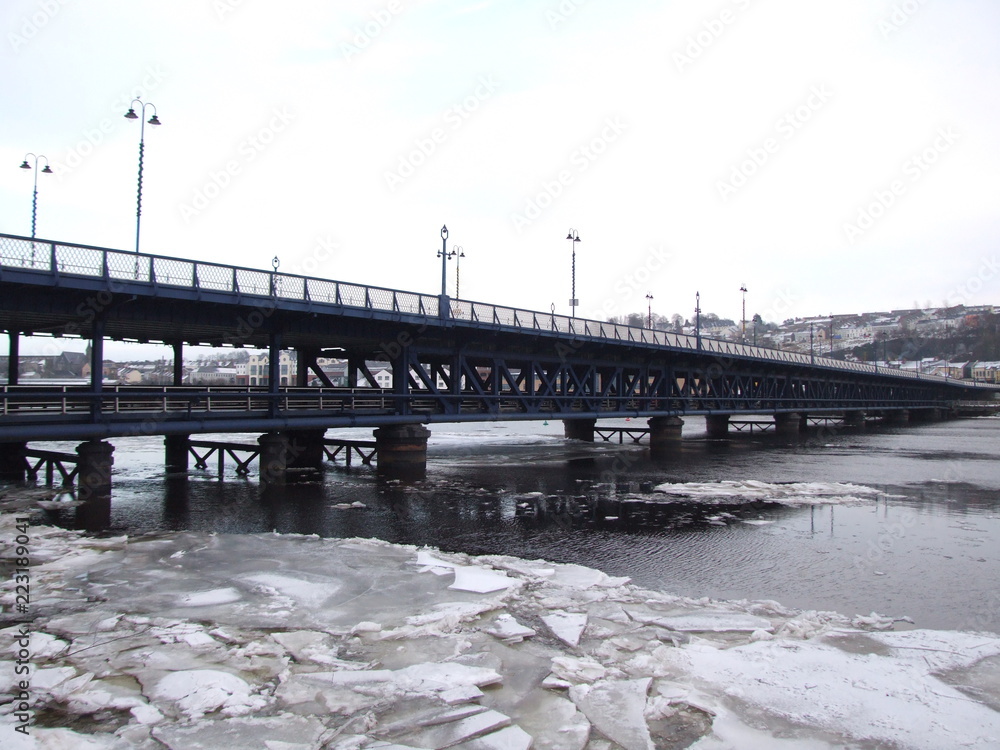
[1, 231, 996, 493]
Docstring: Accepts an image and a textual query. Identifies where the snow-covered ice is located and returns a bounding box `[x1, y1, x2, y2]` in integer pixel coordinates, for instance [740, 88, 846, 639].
[2, 512, 1000, 749]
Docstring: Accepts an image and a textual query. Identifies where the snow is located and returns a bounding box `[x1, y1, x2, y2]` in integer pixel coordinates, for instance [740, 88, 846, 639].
[3, 512, 1000, 749]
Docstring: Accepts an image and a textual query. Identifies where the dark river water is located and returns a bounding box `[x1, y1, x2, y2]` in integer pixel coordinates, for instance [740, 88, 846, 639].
[13, 415, 1000, 633]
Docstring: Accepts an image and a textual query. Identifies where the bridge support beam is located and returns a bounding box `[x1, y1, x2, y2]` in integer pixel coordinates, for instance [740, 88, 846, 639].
[164, 434, 190, 473]
[563, 418, 597, 442]
[258, 432, 289, 485]
[648, 416, 684, 451]
[7, 331, 19, 386]
[774, 412, 804, 436]
[373, 424, 430, 470]
[842, 411, 866, 428]
[0, 441, 27, 482]
[172, 341, 184, 386]
[285, 429, 326, 472]
[705, 414, 731, 438]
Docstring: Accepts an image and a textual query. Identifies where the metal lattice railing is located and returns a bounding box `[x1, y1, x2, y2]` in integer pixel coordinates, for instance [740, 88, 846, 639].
[1, 232, 995, 389]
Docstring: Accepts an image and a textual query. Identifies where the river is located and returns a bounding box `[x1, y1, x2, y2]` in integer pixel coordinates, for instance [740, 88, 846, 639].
[17, 415, 1000, 634]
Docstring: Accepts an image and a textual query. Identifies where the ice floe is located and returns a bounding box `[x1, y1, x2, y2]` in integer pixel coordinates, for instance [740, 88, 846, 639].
[651, 479, 886, 506]
[2, 512, 1000, 749]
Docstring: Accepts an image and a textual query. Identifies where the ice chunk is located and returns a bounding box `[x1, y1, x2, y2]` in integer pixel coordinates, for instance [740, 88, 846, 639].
[178, 587, 242, 607]
[570, 678, 653, 750]
[440, 684, 485, 704]
[652, 611, 774, 633]
[390, 708, 512, 748]
[151, 669, 266, 719]
[548, 563, 630, 589]
[484, 614, 536, 643]
[450, 566, 516, 593]
[152, 713, 326, 750]
[459, 725, 534, 750]
[542, 611, 588, 646]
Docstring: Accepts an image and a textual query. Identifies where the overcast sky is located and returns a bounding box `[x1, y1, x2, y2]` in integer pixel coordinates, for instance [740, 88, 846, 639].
[3, 0, 999, 359]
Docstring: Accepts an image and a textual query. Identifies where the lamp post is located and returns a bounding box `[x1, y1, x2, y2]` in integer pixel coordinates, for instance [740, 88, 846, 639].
[695, 291, 702, 350]
[566, 229, 580, 318]
[810, 322, 815, 364]
[739, 284, 747, 343]
[453, 245, 465, 299]
[646, 292, 654, 328]
[124, 99, 161, 254]
[19, 153, 53, 241]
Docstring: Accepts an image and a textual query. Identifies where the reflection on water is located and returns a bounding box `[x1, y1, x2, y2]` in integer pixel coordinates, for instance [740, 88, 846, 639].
[11, 416, 1000, 633]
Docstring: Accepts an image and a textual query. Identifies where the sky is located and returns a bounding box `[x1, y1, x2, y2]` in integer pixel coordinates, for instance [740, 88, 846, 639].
[3, 0, 1000, 359]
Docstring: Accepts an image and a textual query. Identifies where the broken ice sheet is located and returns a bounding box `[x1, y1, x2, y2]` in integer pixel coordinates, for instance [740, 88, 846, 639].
[449, 565, 517, 593]
[484, 613, 536, 643]
[570, 678, 654, 750]
[542, 610, 588, 646]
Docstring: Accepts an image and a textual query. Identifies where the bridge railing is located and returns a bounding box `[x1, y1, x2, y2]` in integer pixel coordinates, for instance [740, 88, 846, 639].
[1, 233, 993, 389]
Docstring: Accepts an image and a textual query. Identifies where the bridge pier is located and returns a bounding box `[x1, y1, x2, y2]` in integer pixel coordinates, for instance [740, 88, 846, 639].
[285, 429, 327, 472]
[0, 441, 27, 482]
[373, 424, 431, 470]
[7, 330, 19, 385]
[773, 412, 804, 436]
[564, 418, 597, 442]
[842, 411, 866, 428]
[885, 409, 910, 425]
[648, 417, 683, 451]
[705, 414, 731, 438]
[76, 440, 115, 530]
[164, 435, 191, 473]
[258, 432, 289, 485]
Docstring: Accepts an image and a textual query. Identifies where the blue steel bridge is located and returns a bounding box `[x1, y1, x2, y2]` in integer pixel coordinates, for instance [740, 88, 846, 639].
[0, 232, 996, 487]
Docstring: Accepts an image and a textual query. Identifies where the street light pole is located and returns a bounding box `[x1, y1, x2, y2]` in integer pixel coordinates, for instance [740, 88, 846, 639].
[438, 225, 451, 297]
[740, 284, 747, 343]
[810, 322, 815, 364]
[124, 99, 161, 254]
[695, 291, 702, 351]
[454, 245, 465, 299]
[566, 229, 580, 318]
[19, 153, 53, 241]
[646, 292, 653, 328]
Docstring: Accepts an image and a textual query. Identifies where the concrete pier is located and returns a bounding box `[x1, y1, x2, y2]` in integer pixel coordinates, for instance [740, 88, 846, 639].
[842, 411, 866, 428]
[563, 418, 597, 442]
[258, 432, 290, 485]
[75, 440, 115, 530]
[285, 429, 327, 472]
[885, 409, 911, 425]
[773, 412, 804, 436]
[705, 414, 731, 438]
[164, 435, 191, 473]
[647, 416, 684, 451]
[373, 424, 431, 469]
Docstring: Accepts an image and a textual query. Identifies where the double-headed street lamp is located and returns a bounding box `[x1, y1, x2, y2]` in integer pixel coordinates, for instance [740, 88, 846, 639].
[19, 153, 53, 240]
[566, 229, 581, 318]
[124, 98, 161, 254]
[646, 292, 654, 328]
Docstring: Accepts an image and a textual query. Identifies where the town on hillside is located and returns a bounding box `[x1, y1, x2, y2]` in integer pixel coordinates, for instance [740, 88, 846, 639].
[3, 303, 999, 386]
